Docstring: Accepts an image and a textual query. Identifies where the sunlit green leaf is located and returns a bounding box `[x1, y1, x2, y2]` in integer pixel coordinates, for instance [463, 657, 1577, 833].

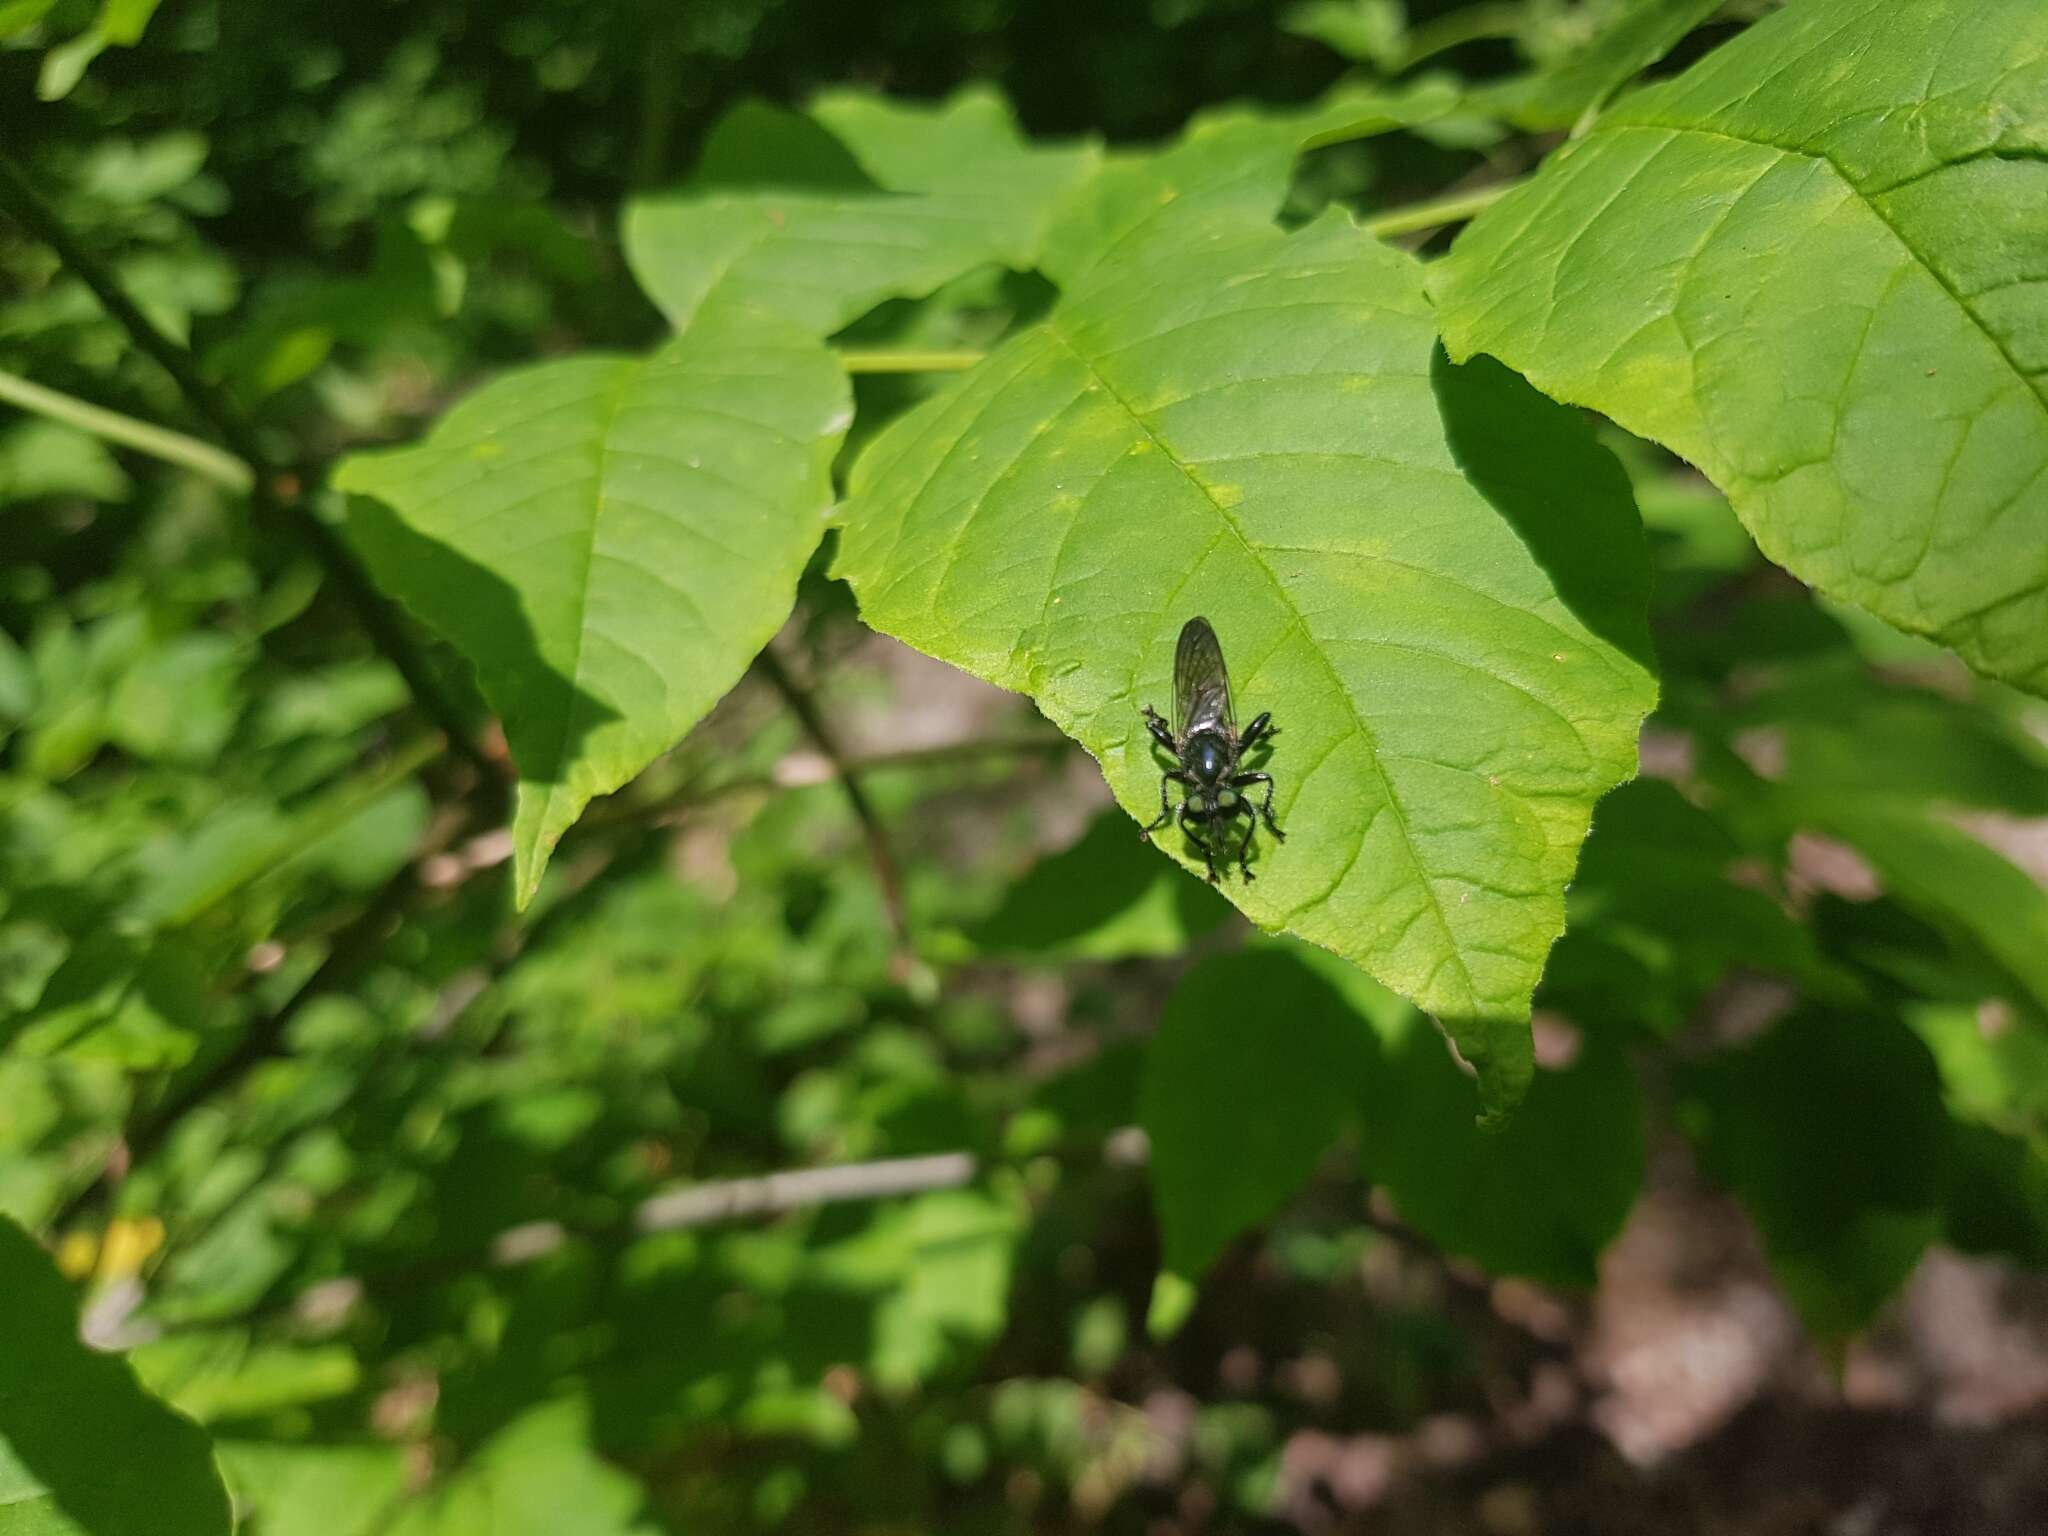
[624, 92, 1098, 336]
[386, 1398, 654, 1536]
[215, 1442, 407, 1536]
[1433, 0, 2048, 694]
[837, 211, 1657, 1115]
[1038, 79, 1461, 289]
[1474, 0, 1724, 130]
[336, 304, 850, 905]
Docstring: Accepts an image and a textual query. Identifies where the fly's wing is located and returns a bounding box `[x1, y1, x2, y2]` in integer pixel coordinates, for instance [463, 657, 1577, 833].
[1173, 616, 1235, 739]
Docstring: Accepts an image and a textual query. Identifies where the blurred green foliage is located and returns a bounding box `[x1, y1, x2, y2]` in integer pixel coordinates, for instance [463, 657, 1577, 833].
[6, 1, 2047, 1532]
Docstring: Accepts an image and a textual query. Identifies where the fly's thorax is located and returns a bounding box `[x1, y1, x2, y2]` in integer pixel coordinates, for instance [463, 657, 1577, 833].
[1188, 729, 1231, 786]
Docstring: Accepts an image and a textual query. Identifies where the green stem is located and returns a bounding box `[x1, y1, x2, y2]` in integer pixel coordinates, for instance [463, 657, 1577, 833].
[1359, 178, 1523, 239]
[835, 348, 986, 374]
[0, 366, 254, 490]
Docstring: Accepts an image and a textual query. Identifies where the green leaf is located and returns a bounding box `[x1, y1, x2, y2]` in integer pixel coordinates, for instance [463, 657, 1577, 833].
[34, 0, 160, 100]
[0, 421, 132, 504]
[1548, 778, 1837, 1036]
[1692, 670, 2048, 1021]
[1361, 1008, 1643, 1290]
[815, 1188, 1023, 1392]
[130, 1334, 359, 1424]
[9, 934, 210, 1070]
[1038, 81, 1461, 289]
[1140, 948, 1377, 1280]
[624, 92, 1098, 337]
[836, 211, 1658, 1116]
[1282, 0, 1406, 69]
[214, 1442, 407, 1536]
[1907, 1000, 2048, 1265]
[1677, 1010, 1947, 1338]
[1475, 0, 1725, 131]
[1432, 0, 2048, 694]
[0, 1214, 231, 1536]
[1812, 804, 2048, 1023]
[335, 304, 850, 906]
[966, 808, 1232, 960]
[105, 634, 246, 767]
[386, 1398, 655, 1536]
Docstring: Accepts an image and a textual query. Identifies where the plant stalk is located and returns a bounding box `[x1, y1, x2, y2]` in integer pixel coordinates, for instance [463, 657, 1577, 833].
[0, 367, 254, 490]
[1360, 177, 1523, 239]
[835, 348, 987, 374]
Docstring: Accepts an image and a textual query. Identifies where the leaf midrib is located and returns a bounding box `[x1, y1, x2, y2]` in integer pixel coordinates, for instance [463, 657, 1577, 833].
[532, 360, 641, 874]
[1037, 318, 1479, 1012]
[1599, 115, 2048, 419]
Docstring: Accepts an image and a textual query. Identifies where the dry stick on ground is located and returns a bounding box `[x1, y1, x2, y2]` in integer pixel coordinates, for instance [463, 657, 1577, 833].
[0, 152, 497, 789]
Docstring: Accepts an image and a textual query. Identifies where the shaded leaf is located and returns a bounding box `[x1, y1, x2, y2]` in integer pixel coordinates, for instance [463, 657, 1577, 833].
[1548, 778, 1838, 1036]
[1433, 0, 2048, 693]
[1677, 1010, 1947, 1337]
[1814, 805, 2048, 1024]
[1907, 1000, 2048, 1265]
[0, 1214, 231, 1536]
[335, 305, 850, 905]
[1362, 1008, 1643, 1289]
[836, 211, 1657, 1116]
[1141, 948, 1377, 1279]
[966, 808, 1232, 960]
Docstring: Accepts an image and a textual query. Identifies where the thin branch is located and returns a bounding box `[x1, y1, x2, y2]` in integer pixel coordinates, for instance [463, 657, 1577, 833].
[755, 643, 910, 945]
[0, 367, 253, 490]
[635, 1152, 977, 1232]
[0, 151, 497, 788]
[835, 347, 986, 374]
[1359, 178, 1523, 239]
[576, 730, 1072, 833]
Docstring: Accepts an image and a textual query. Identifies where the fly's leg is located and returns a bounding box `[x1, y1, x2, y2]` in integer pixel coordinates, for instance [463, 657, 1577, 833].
[1233, 801, 1257, 881]
[1141, 706, 1177, 758]
[1233, 771, 1284, 841]
[1142, 769, 1189, 839]
[1239, 712, 1275, 753]
[1179, 803, 1219, 884]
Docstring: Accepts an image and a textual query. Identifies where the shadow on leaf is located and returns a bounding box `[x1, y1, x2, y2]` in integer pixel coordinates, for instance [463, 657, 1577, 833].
[344, 494, 619, 825]
[1431, 346, 1657, 676]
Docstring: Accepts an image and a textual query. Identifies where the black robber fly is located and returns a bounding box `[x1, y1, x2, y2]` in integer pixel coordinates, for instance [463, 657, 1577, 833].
[1140, 616, 1284, 883]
